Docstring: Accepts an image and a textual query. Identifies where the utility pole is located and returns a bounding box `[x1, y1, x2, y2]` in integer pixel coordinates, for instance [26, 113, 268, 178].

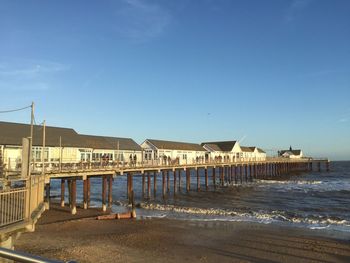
[42, 120, 46, 176]
[29, 102, 34, 176]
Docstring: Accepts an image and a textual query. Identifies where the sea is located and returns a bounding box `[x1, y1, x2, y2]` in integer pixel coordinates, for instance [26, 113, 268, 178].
[50, 161, 350, 239]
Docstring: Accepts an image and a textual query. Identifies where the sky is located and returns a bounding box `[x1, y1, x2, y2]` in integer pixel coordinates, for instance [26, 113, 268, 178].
[0, 0, 349, 160]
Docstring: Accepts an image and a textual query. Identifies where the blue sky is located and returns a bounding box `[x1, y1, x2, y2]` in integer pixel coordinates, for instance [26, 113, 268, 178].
[0, 0, 349, 160]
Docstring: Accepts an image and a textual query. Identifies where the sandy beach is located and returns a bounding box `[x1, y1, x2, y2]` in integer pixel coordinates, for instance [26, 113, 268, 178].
[14, 205, 350, 263]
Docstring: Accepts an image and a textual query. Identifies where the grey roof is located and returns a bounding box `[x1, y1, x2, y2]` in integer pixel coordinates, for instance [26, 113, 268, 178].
[241, 146, 254, 152]
[201, 141, 237, 152]
[0, 121, 142, 151]
[203, 143, 222, 152]
[257, 148, 266, 153]
[79, 134, 142, 151]
[146, 139, 206, 152]
[0, 121, 83, 147]
[280, 150, 302, 156]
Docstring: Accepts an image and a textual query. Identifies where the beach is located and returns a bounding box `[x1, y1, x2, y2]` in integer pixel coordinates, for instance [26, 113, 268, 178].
[15, 206, 350, 263]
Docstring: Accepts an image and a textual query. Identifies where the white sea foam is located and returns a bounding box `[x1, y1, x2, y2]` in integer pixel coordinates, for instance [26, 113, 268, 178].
[139, 203, 350, 230]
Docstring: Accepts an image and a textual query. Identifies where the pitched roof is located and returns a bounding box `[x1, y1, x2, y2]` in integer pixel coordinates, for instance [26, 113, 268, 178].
[280, 150, 302, 156]
[201, 141, 237, 152]
[0, 121, 83, 147]
[0, 121, 142, 151]
[248, 146, 257, 152]
[240, 146, 254, 152]
[257, 148, 266, 153]
[79, 134, 142, 151]
[146, 139, 206, 152]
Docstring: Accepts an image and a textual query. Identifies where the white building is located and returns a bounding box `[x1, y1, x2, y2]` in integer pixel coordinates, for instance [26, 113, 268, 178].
[78, 134, 142, 164]
[0, 121, 142, 171]
[247, 147, 267, 161]
[240, 146, 254, 161]
[141, 139, 206, 165]
[201, 141, 242, 162]
[279, 146, 303, 159]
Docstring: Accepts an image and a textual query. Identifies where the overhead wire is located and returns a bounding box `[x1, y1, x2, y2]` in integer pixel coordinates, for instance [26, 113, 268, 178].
[0, 105, 32, 114]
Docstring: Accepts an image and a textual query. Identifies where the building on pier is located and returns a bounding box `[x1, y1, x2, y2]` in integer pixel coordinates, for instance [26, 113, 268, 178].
[0, 121, 142, 171]
[201, 140, 242, 162]
[278, 146, 303, 159]
[78, 134, 142, 164]
[247, 147, 267, 161]
[141, 139, 206, 165]
[0, 121, 84, 170]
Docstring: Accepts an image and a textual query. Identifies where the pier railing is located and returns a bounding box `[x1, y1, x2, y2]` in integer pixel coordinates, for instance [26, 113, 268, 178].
[0, 175, 45, 230]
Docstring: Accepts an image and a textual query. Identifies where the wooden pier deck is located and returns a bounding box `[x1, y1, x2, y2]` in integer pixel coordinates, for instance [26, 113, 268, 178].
[25, 158, 330, 215]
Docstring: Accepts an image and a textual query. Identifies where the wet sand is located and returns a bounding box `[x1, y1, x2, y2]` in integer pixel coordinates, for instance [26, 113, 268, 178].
[15, 206, 350, 263]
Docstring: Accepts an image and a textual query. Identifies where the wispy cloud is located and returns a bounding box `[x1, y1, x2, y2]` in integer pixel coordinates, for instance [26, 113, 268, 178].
[285, 0, 314, 22]
[114, 0, 172, 42]
[0, 62, 69, 78]
[0, 60, 69, 91]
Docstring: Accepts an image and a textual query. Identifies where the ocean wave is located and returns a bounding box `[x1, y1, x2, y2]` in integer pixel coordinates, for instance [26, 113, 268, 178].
[139, 203, 350, 229]
[256, 180, 322, 185]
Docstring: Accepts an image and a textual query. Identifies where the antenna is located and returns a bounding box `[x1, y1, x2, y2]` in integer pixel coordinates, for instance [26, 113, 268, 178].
[238, 135, 247, 144]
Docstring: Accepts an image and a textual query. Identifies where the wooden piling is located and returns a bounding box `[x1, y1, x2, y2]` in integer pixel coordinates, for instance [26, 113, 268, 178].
[178, 170, 182, 191]
[162, 170, 166, 198]
[173, 170, 177, 195]
[128, 173, 133, 204]
[213, 167, 216, 189]
[153, 171, 157, 197]
[102, 176, 107, 211]
[234, 166, 238, 184]
[244, 165, 248, 183]
[197, 168, 200, 191]
[83, 178, 88, 209]
[186, 168, 191, 192]
[142, 173, 145, 198]
[167, 170, 170, 193]
[87, 177, 91, 208]
[147, 172, 151, 198]
[240, 165, 243, 184]
[221, 167, 224, 187]
[71, 179, 77, 215]
[108, 175, 113, 208]
[60, 179, 65, 207]
[205, 168, 208, 190]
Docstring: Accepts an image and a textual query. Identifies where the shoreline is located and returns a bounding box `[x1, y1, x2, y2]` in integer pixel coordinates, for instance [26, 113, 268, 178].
[14, 206, 350, 263]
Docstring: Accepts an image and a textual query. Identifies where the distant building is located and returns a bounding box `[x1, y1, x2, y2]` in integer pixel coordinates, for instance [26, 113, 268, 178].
[141, 139, 206, 165]
[278, 146, 303, 159]
[201, 141, 242, 162]
[247, 147, 267, 161]
[240, 146, 254, 161]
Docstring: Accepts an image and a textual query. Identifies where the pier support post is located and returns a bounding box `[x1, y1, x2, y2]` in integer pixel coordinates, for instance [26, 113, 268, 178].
[244, 165, 248, 183]
[173, 170, 177, 195]
[83, 178, 88, 209]
[162, 170, 166, 198]
[234, 166, 237, 184]
[212, 167, 216, 189]
[221, 167, 224, 187]
[127, 173, 133, 204]
[60, 179, 65, 207]
[178, 170, 182, 191]
[147, 172, 151, 198]
[197, 168, 200, 191]
[71, 179, 77, 215]
[186, 168, 191, 192]
[326, 161, 330, 172]
[249, 165, 252, 182]
[108, 175, 113, 208]
[44, 182, 50, 209]
[205, 168, 208, 190]
[87, 177, 91, 208]
[240, 165, 243, 184]
[318, 162, 321, 172]
[142, 173, 145, 198]
[102, 176, 107, 212]
[153, 171, 157, 197]
[167, 170, 170, 193]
